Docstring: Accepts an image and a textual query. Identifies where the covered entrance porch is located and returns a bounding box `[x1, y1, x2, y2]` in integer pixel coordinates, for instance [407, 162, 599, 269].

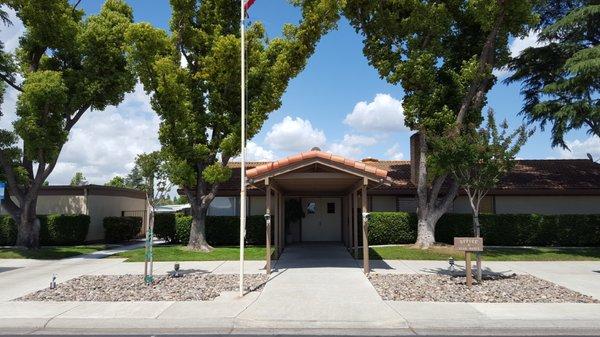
[245, 148, 392, 274]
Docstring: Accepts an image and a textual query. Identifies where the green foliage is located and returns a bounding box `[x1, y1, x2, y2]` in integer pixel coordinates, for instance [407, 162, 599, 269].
[173, 214, 266, 246]
[105, 175, 126, 188]
[368, 212, 417, 245]
[0, 214, 89, 246]
[103, 216, 142, 243]
[42, 214, 90, 245]
[125, 0, 341, 246]
[506, 1, 599, 148]
[153, 213, 177, 242]
[284, 198, 305, 226]
[367, 212, 600, 247]
[70, 172, 86, 186]
[0, 216, 17, 245]
[0, 0, 135, 247]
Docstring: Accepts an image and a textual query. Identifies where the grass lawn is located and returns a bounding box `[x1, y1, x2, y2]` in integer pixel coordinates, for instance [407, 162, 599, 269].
[0, 244, 109, 259]
[114, 244, 270, 262]
[366, 245, 600, 261]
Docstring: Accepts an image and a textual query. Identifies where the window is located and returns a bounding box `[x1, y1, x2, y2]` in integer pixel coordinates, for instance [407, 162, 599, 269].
[306, 202, 316, 214]
[207, 197, 237, 216]
[327, 202, 335, 213]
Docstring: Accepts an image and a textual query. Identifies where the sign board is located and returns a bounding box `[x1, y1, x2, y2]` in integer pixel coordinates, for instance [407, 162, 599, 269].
[0, 181, 5, 202]
[454, 237, 483, 252]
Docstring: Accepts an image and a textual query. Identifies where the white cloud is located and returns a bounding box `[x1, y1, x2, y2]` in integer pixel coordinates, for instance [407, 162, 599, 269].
[494, 30, 549, 78]
[344, 93, 408, 132]
[328, 134, 377, 159]
[49, 83, 160, 185]
[555, 136, 600, 161]
[265, 116, 326, 152]
[385, 143, 405, 160]
[0, 7, 24, 52]
[235, 141, 275, 162]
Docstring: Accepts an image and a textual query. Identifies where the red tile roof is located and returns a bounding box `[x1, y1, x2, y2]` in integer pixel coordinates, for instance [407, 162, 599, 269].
[245, 150, 388, 179]
[219, 158, 600, 195]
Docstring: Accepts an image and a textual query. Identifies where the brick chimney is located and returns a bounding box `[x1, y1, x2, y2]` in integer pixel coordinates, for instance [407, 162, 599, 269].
[410, 132, 420, 185]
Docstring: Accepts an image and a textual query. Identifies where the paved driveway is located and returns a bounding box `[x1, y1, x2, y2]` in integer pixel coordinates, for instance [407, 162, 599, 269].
[237, 243, 407, 329]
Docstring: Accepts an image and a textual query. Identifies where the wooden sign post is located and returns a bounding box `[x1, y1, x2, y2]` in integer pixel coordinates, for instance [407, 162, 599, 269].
[454, 237, 483, 288]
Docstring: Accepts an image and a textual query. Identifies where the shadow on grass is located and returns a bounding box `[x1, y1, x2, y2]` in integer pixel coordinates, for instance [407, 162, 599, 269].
[483, 247, 600, 261]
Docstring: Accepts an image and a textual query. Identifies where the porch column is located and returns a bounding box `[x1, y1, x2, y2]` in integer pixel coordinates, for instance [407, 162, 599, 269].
[274, 191, 279, 259]
[279, 193, 285, 255]
[265, 184, 271, 275]
[361, 184, 370, 274]
[352, 190, 358, 257]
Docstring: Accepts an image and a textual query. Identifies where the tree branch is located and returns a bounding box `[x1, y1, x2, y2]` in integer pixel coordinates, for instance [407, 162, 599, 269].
[66, 105, 89, 131]
[0, 73, 22, 92]
[0, 149, 24, 202]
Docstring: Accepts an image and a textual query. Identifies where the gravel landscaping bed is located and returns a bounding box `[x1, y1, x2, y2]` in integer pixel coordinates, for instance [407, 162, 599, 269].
[16, 273, 268, 301]
[369, 273, 599, 303]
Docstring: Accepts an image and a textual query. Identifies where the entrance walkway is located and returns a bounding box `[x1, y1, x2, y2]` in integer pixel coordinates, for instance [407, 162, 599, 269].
[237, 243, 407, 329]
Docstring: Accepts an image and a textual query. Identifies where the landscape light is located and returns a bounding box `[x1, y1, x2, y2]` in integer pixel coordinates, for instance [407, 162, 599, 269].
[49, 274, 57, 289]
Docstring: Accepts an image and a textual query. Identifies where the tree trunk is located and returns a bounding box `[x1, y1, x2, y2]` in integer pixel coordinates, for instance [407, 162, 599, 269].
[15, 198, 40, 249]
[472, 211, 482, 283]
[415, 218, 435, 248]
[187, 205, 213, 252]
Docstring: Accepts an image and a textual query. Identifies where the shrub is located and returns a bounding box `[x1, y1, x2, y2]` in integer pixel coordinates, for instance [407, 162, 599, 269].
[174, 214, 266, 246]
[42, 214, 90, 245]
[0, 216, 17, 246]
[103, 216, 142, 243]
[368, 212, 416, 245]
[154, 213, 176, 242]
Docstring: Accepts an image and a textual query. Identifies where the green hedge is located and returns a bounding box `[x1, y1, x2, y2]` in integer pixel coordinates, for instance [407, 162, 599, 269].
[154, 213, 177, 242]
[0, 214, 90, 246]
[368, 212, 600, 247]
[103, 216, 142, 243]
[172, 214, 266, 246]
[42, 214, 90, 245]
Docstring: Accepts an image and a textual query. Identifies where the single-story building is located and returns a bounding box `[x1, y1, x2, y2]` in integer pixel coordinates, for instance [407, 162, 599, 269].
[0, 185, 148, 241]
[203, 146, 600, 256]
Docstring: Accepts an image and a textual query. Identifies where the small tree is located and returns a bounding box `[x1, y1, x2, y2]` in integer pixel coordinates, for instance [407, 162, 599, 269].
[431, 108, 532, 281]
[70, 172, 87, 186]
[105, 176, 126, 188]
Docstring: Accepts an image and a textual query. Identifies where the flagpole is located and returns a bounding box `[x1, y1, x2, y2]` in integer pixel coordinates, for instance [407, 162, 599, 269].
[239, 0, 247, 298]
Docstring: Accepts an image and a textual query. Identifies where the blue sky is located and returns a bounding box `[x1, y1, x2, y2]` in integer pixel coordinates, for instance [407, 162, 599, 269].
[1, 1, 597, 185]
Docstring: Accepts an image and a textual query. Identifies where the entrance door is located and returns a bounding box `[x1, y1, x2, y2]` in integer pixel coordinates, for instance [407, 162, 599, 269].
[301, 198, 341, 242]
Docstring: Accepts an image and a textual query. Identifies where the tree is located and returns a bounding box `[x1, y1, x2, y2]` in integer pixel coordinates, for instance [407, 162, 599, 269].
[344, 0, 537, 247]
[105, 175, 126, 188]
[134, 151, 171, 204]
[70, 172, 87, 186]
[125, 165, 144, 190]
[126, 0, 341, 251]
[0, 0, 135, 248]
[506, 1, 599, 148]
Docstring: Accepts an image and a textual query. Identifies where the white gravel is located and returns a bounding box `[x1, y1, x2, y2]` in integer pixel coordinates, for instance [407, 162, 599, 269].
[16, 273, 268, 301]
[369, 274, 599, 303]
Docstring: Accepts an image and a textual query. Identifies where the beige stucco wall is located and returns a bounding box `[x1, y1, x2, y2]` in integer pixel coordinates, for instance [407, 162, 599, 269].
[249, 196, 266, 216]
[495, 195, 600, 215]
[87, 195, 147, 241]
[371, 196, 396, 212]
[0, 195, 88, 216]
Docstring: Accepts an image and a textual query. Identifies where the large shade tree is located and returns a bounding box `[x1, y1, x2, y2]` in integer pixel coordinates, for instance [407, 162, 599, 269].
[0, 0, 135, 248]
[126, 0, 341, 251]
[506, 0, 599, 148]
[345, 0, 537, 247]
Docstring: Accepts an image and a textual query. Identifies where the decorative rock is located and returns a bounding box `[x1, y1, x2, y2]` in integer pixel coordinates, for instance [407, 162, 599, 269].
[16, 273, 268, 302]
[368, 274, 599, 303]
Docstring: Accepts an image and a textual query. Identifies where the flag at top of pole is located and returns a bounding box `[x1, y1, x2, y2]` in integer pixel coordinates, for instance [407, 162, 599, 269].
[239, 0, 256, 298]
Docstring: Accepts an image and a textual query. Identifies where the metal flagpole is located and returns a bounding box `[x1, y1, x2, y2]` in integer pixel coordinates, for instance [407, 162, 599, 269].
[239, 0, 247, 297]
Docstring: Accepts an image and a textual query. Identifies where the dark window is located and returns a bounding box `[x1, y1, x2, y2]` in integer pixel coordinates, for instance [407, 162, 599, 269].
[327, 202, 335, 213]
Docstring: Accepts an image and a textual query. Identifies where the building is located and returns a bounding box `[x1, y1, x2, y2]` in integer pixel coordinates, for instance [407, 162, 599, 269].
[1, 185, 147, 242]
[202, 148, 600, 254]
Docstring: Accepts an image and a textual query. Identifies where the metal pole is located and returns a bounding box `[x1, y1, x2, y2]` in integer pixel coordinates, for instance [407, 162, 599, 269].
[239, 0, 246, 297]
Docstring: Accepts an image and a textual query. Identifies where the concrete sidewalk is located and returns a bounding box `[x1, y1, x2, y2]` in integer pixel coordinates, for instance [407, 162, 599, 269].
[1, 244, 600, 335]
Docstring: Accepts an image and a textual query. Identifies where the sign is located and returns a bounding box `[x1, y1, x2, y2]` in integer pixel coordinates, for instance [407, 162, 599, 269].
[454, 237, 483, 252]
[0, 181, 5, 202]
